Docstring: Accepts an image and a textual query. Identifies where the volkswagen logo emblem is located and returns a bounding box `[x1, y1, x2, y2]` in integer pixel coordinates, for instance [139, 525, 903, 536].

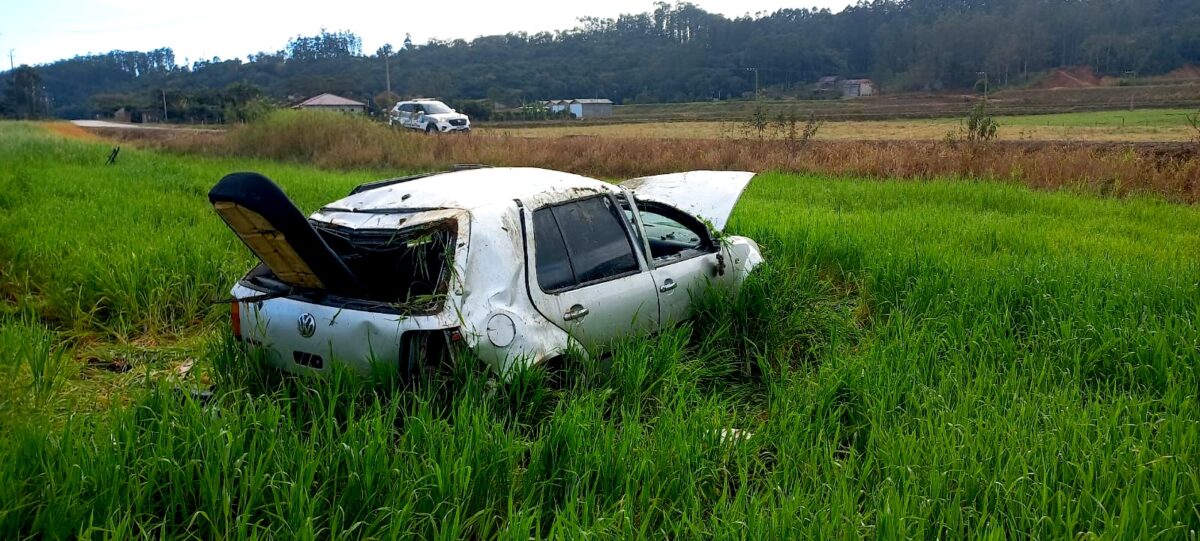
[297, 313, 317, 338]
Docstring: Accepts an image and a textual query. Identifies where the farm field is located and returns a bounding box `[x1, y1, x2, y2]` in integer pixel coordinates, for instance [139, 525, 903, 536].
[482, 108, 1200, 142]
[1, 121, 1198, 538]
[606, 83, 1200, 122]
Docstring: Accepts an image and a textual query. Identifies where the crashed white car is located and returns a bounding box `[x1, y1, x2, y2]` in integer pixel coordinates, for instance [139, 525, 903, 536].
[209, 167, 762, 376]
[390, 99, 470, 133]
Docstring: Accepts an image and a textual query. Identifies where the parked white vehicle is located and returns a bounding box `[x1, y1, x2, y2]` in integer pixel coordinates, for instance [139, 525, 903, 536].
[389, 99, 470, 133]
[208, 167, 763, 377]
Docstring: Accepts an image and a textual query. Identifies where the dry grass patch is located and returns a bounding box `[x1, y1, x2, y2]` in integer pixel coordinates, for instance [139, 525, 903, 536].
[82, 110, 1200, 203]
[482, 110, 1200, 142]
[42, 122, 104, 141]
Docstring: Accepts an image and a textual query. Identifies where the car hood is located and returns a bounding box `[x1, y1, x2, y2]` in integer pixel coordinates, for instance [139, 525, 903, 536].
[425, 112, 468, 122]
[620, 171, 756, 231]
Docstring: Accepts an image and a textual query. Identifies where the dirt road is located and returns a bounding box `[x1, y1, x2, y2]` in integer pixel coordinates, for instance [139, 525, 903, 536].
[71, 120, 220, 132]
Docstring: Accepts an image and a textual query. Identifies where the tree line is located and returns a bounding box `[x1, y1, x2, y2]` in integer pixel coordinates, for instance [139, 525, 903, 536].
[3, 0, 1199, 120]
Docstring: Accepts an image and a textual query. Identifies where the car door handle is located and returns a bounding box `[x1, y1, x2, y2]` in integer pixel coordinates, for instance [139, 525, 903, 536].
[659, 279, 677, 292]
[563, 304, 590, 321]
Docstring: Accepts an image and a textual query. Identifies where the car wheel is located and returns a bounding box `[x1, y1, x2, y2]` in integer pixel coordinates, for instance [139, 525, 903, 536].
[400, 331, 452, 384]
[425, 124, 436, 135]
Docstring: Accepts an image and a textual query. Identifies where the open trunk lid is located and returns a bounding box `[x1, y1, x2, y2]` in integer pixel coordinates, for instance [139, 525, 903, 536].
[209, 172, 363, 296]
[620, 171, 756, 231]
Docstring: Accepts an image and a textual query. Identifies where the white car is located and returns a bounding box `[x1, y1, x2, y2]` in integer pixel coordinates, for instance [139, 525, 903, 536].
[390, 99, 470, 133]
[208, 167, 763, 377]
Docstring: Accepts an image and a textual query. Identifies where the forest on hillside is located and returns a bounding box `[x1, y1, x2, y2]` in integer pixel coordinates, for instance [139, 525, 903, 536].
[3, 0, 1200, 121]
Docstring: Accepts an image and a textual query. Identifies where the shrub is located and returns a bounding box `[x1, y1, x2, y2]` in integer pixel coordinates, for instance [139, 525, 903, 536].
[1187, 109, 1200, 147]
[964, 101, 999, 144]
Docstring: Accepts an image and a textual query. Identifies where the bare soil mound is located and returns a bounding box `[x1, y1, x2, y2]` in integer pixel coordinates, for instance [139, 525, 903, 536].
[1038, 66, 1102, 89]
[1162, 64, 1200, 80]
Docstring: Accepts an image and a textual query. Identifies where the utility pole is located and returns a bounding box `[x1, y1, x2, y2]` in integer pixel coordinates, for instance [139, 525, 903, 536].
[746, 67, 759, 100]
[977, 71, 988, 102]
[385, 51, 391, 97]
[8, 49, 14, 71]
[161, 89, 168, 123]
[1123, 71, 1136, 110]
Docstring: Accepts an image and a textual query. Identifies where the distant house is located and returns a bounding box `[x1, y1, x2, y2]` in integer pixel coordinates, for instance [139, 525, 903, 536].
[840, 79, 875, 97]
[294, 93, 366, 114]
[814, 76, 876, 97]
[135, 109, 161, 123]
[568, 98, 613, 119]
[544, 99, 569, 114]
[816, 75, 844, 90]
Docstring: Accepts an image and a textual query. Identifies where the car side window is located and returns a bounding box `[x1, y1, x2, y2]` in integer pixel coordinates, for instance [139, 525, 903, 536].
[533, 196, 640, 291]
[532, 208, 575, 291]
[637, 202, 712, 263]
[399, 104, 414, 113]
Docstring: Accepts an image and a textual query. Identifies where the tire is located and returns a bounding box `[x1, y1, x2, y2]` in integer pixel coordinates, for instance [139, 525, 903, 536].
[425, 123, 437, 135]
[400, 331, 453, 384]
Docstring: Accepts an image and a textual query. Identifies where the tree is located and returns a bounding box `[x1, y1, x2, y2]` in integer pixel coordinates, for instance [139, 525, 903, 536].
[377, 44, 394, 96]
[3, 65, 46, 119]
[286, 29, 362, 61]
[374, 90, 400, 112]
[18, 0, 1200, 118]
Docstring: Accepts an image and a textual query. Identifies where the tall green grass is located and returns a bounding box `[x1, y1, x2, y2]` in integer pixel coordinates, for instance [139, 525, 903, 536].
[0, 123, 383, 341]
[0, 122, 1197, 538]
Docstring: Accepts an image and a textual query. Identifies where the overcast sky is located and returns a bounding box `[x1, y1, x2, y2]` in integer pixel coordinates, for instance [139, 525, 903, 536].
[2, 0, 854, 67]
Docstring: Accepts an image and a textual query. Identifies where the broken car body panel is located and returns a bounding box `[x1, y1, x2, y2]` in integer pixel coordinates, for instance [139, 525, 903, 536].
[215, 167, 763, 377]
[619, 171, 756, 231]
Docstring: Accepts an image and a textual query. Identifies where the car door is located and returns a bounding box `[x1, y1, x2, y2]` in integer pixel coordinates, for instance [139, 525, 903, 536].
[624, 197, 729, 325]
[412, 104, 428, 129]
[524, 194, 660, 352]
[399, 104, 416, 128]
[620, 171, 756, 231]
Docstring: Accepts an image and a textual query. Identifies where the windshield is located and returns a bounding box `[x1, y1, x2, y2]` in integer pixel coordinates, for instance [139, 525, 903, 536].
[419, 101, 453, 114]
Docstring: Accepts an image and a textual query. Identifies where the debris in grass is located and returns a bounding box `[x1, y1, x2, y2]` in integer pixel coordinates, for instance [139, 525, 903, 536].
[172, 385, 216, 406]
[86, 356, 131, 373]
[176, 358, 194, 378]
[716, 428, 753, 443]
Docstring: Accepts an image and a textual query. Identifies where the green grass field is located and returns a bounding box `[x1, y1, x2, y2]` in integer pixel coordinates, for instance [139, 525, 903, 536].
[1, 122, 1198, 538]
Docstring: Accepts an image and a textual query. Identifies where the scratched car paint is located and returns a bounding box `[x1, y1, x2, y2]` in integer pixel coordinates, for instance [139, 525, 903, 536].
[210, 167, 763, 377]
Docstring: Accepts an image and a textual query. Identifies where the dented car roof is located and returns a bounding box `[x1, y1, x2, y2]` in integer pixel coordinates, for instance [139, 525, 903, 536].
[321, 167, 618, 213]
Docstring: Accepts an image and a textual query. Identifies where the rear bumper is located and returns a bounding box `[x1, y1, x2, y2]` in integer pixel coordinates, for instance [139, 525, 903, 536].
[231, 284, 455, 377]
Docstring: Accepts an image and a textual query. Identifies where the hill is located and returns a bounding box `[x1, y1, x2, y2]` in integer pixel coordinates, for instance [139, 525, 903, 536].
[3, 0, 1200, 120]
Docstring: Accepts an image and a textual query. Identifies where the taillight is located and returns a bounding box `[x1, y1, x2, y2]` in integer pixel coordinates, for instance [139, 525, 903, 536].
[448, 328, 464, 343]
[231, 301, 243, 340]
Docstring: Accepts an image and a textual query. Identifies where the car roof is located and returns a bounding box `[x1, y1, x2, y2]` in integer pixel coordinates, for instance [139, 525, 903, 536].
[321, 167, 618, 213]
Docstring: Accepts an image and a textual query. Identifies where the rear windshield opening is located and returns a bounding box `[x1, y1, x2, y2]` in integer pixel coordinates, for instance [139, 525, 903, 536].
[243, 220, 457, 313]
